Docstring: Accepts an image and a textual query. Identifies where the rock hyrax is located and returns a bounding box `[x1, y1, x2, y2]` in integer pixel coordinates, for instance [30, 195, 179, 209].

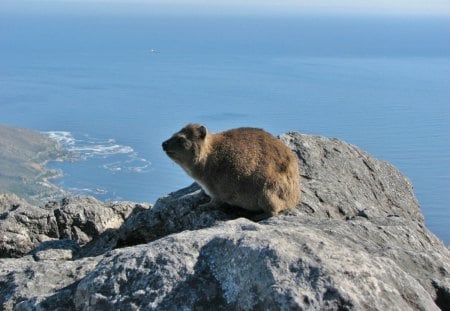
[162, 124, 300, 219]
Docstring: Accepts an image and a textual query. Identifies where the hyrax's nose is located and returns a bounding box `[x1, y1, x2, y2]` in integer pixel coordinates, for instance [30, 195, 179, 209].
[162, 141, 168, 150]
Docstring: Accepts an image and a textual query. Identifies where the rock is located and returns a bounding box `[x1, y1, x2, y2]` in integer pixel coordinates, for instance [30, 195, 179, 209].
[77, 184, 249, 258]
[52, 196, 143, 245]
[1, 132, 449, 310]
[0, 194, 59, 258]
[29, 240, 80, 261]
[0, 195, 146, 258]
[0, 194, 29, 213]
[74, 218, 444, 310]
[279, 132, 424, 222]
[0, 255, 101, 311]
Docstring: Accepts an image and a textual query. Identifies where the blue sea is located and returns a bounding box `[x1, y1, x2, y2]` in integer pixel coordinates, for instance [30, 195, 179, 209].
[0, 14, 449, 243]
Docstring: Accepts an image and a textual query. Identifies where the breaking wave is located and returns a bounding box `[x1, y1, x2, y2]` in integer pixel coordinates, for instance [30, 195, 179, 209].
[45, 131, 151, 173]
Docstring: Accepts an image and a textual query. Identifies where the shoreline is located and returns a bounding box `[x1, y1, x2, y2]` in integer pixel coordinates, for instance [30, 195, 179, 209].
[0, 125, 150, 204]
[0, 124, 68, 204]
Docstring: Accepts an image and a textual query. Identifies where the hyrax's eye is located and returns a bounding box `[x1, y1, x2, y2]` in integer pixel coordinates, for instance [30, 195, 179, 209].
[177, 136, 191, 149]
[183, 141, 192, 149]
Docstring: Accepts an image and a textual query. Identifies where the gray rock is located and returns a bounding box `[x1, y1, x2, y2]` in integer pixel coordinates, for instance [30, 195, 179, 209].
[0, 195, 145, 258]
[1, 132, 449, 310]
[29, 240, 80, 261]
[0, 255, 101, 311]
[75, 218, 445, 310]
[279, 132, 424, 222]
[0, 194, 59, 258]
[76, 183, 248, 258]
[52, 196, 143, 245]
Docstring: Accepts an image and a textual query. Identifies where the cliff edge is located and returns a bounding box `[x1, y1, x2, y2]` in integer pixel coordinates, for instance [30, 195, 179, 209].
[1, 132, 449, 310]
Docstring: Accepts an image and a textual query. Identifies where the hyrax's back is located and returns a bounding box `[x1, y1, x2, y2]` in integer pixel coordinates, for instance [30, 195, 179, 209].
[204, 127, 300, 215]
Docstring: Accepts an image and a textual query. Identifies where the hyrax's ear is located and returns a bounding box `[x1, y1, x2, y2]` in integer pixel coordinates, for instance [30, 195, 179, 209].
[199, 125, 207, 139]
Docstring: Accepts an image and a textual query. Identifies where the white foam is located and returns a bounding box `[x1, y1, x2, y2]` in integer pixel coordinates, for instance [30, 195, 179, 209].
[102, 162, 123, 172]
[46, 131, 76, 146]
[45, 131, 135, 158]
[44, 130, 151, 173]
[67, 187, 108, 195]
[71, 144, 134, 156]
[103, 157, 151, 173]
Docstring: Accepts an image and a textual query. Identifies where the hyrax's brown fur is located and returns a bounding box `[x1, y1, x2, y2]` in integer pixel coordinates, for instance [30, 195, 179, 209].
[162, 124, 300, 218]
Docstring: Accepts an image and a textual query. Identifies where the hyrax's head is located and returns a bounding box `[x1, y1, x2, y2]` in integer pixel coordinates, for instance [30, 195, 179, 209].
[162, 124, 208, 166]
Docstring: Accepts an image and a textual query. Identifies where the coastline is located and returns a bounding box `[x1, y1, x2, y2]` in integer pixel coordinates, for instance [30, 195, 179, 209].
[0, 124, 68, 204]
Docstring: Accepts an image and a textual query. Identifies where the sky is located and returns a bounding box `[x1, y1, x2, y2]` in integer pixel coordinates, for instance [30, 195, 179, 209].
[2, 0, 450, 16]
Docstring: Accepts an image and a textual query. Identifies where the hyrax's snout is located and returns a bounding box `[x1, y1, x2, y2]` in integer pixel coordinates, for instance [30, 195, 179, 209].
[162, 140, 169, 151]
[162, 138, 178, 158]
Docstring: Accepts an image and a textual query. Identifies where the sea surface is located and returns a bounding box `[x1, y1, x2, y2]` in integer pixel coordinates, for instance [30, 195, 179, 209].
[0, 14, 449, 243]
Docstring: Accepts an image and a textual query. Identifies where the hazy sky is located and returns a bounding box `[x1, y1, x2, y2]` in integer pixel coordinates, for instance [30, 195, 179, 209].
[2, 0, 450, 16]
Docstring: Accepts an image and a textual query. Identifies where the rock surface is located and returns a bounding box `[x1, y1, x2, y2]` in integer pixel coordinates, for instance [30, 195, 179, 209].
[1, 132, 449, 310]
[0, 195, 148, 258]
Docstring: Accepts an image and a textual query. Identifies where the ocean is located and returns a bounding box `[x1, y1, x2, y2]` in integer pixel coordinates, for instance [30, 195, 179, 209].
[0, 14, 449, 243]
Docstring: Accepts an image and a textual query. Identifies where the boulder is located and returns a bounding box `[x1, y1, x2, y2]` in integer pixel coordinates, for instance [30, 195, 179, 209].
[0, 194, 146, 258]
[0, 194, 59, 258]
[74, 218, 445, 310]
[1, 132, 449, 310]
[0, 255, 101, 311]
[52, 196, 145, 246]
[279, 132, 424, 222]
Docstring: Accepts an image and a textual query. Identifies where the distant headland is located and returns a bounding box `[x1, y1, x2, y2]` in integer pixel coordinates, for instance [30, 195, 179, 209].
[0, 124, 67, 204]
